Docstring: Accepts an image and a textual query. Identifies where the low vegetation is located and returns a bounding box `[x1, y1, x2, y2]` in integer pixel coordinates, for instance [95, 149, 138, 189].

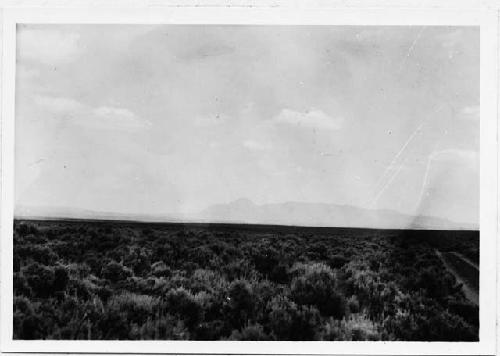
[442, 252, 479, 291]
[13, 220, 479, 340]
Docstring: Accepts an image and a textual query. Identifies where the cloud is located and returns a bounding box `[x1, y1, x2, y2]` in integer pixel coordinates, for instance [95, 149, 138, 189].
[438, 29, 465, 49]
[242, 139, 272, 152]
[18, 28, 82, 65]
[17, 65, 39, 81]
[194, 113, 226, 127]
[431, 149, 478, 165]
[273, 108, 343, 131]
[33, 94, 149, 131]
[92, 106, 150, 130]
[461, 105, 479, 120]
[181, 44, 235, 61]
[416, 148, 479, 225]
[34, 95, 84, 114]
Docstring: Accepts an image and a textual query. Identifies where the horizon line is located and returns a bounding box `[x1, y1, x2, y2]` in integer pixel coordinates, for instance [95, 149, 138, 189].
[14, 201, 479, 229]
[13, 214, 480, 232]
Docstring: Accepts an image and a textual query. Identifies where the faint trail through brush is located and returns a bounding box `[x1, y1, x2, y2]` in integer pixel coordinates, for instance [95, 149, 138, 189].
[435, 249, 479, 306]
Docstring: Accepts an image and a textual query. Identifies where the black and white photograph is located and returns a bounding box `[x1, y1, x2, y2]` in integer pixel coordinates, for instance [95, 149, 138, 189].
[1, 4, 498, 354]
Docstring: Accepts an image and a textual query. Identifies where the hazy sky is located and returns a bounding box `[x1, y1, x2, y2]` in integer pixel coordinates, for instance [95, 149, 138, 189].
[15, 25, 479, 225]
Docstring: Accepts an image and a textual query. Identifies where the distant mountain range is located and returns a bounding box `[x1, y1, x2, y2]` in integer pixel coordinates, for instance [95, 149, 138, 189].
[196, 198, 477, 230]
[15, 199, 477, 230]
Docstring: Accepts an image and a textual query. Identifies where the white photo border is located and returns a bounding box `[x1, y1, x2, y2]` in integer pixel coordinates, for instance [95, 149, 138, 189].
[1, 4, 498, 355]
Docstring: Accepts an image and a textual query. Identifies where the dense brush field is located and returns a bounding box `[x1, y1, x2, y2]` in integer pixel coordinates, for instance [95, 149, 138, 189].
[13, 220, 479, 341]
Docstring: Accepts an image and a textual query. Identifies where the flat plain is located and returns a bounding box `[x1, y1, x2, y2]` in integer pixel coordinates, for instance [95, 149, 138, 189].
[13, 219, 479, 341]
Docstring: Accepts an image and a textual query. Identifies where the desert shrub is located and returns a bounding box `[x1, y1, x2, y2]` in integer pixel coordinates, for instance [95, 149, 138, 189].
[347, 295, 360, 313]
[189, 246, 215, 267]
[193, 320, 226, 340]
[329, 254, 348, 269]
[101, 261, 133, 283]
[66, 263, 92, 279]
[316, 316, 383, 341]
[35, 300, 61, 334]
[97, 233, 121, 251]
[351, 327, 367, 341]
[269, 262, 289, 284]
[180, 261, 199, 274]
[192, 291, 224, 323]
[96, 285, 113, 303]
[250, 244, 279, 277]
[290, 262, 345, 318]
[108, 293, 159, 324]
[317, 318, 349, 340]
[124, 276, 158, 293]
[228, 280, 254, 311]
[23, 262, 55, 298]
[15, 245, 58, 266]
[13, 296, 44, 339]
[385, 302, 477, 341]
[84, 253, 104, 275]
[414, 267, 459, 300]
[448, 299, 479, 326]
[23, 234, 48, 244]
[151, 261, 170, 277]
[13, 273, 32, 297]
[223, 259, 255, 280]
[15, 314, 45, 339]
[267, 295, 296, 338]
[13, 255, 21, 272]
[55, 296, 80, 327]
[251, 279, 276, 320]
[165, 270, 189, 290]
[164, 287, 202, 328]
[129, 313, 190, 340]
[125, 248, 152, 276]
[267, 295, 321, 340]
[16, 223, 38, 237]
[291, 304, 321, 340]
[368, 257, 381, 271]
[424, 310, 477, 341]
[229, 323, 270, 340]
[14, 296, 34, 315]
[67, 278, 92, 300]
[189, 269, 228, 295]
[226, 280, 255, 329]
[152, 241, 174, 263]
[53, 265, 70, 291]
[97, 308, 130, 339]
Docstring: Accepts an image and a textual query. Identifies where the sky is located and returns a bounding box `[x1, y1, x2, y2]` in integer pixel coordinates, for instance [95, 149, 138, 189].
[15, 25, 479, 226]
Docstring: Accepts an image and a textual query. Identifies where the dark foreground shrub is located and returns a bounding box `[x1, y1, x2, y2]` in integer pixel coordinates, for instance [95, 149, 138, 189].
[290, 262, 346, 318]
[229, 323, 271, 340]
[15, 244, 58, 265]
[347, 295, 360, 314]
[101, 261, 133, 283]
[329, 254, 348, 269]
[53, 266, 70, 291]
[107, 293, 159, 324]
[226, 280, 255, 328]
[267, 295, 321, 340]
[385, 307, 477, 341]
[164, 288, 202, 328]
[13, 296, 44, 339]
[13, 273, 32, 297]
[23, 263, 55, 298]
